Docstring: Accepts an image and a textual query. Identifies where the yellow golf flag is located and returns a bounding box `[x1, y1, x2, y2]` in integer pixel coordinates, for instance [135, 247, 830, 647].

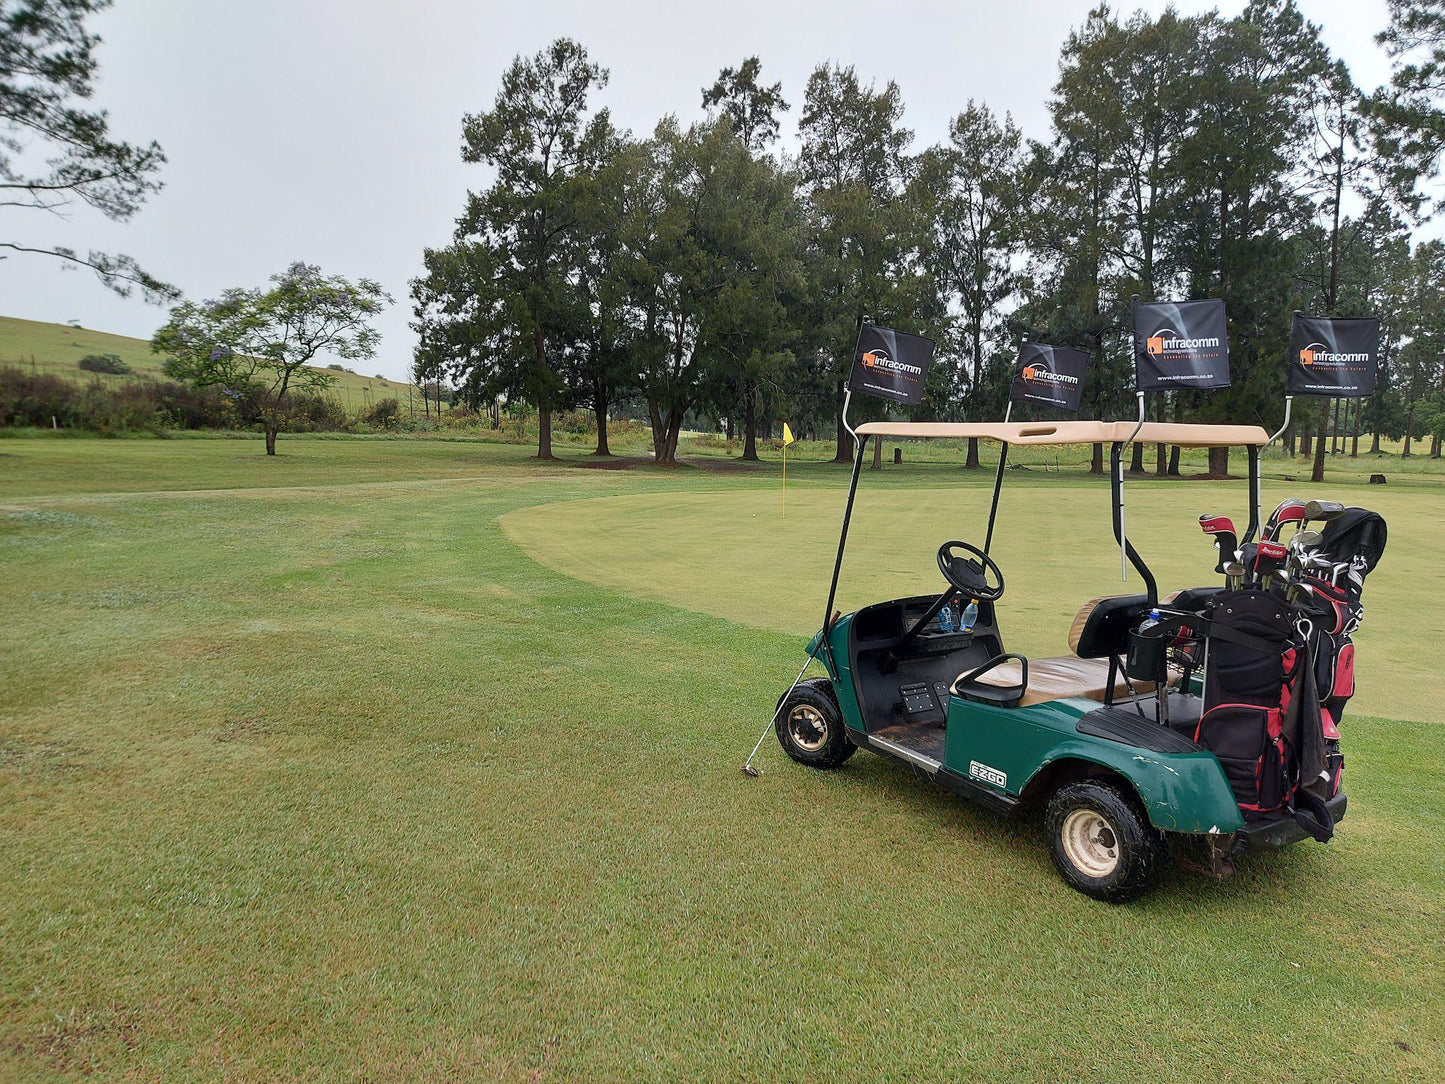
[782, 422, 796, 446]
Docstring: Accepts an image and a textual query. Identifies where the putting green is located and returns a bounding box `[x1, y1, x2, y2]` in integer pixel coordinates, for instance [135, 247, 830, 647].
[503, 477, 1441, 724]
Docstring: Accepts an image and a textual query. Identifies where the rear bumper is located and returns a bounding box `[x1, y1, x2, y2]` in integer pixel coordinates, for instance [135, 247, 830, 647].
[1234, 793, 1347, 852]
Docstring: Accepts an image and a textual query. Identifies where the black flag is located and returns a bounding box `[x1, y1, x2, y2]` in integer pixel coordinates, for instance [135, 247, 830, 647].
[1133, 299, 1230, 391]
[1010, 343, 1088, 412]
[1288, 315, 1379, 398]
[848, 323, 936, 406]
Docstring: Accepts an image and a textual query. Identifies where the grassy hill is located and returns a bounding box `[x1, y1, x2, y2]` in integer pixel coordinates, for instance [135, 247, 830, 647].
[0, 314, 423, 413]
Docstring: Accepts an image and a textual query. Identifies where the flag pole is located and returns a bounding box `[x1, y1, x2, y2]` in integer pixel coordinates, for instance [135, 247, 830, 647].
[782, 438, 786, 518]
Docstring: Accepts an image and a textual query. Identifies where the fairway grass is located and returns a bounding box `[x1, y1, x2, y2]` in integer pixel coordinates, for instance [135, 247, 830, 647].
[502, 479, 1444, 724]
[2, 439, 1442, 1081]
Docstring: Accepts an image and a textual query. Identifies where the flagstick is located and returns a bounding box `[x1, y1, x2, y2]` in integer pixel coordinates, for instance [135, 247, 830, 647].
[782, 440, 787, 518]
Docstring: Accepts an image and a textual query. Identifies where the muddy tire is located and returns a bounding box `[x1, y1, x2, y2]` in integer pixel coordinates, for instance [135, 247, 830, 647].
[1045, 780, 1167, 903]
[775, 679, 855, 769]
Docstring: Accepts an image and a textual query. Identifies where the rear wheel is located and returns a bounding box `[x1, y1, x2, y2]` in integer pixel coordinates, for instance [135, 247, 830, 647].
[775, 679, 855, 769]
[1045, 780, 1166, 902]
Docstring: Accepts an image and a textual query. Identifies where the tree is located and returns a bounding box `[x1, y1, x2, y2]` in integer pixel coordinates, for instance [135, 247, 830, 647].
[702, 57, 791, 453]
[457, 38, 612, 459]
[411, 238, 510, 419]
[701, 56, 789, 152]
[154, 263, 389, 455]
[918, 101, 1028, 468]
[1369, 0, 1445, 213]
[797, 64, 926, 462]
[1023, 6, 1132, 475]
[1175, 0, 1328, 475]
[565, 129, 635, 456]
[618, 120, 803, 465]
[1, 0, 175, 300]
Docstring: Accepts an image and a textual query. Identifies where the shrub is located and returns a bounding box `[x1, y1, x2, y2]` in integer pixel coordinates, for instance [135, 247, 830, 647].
[363, 397, 401, 428]
[78, 353, 132, 375]
[284, 392, 352, 433]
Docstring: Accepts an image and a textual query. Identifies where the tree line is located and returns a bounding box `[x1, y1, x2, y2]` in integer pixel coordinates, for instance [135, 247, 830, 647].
[411, 1, 1445, 476]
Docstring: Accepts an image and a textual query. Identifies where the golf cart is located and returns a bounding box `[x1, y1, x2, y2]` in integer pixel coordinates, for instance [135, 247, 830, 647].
[769, 419, 1379, 902]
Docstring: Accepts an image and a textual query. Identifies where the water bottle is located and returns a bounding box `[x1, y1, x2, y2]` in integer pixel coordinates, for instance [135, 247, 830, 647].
[961, 599, 978, 632]
[938, 604, 955, 633]
[1139, 608, 1162, 634]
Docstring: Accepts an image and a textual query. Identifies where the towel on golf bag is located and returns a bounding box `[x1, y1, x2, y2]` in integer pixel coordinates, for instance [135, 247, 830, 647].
[1195, 590, 1333, 837]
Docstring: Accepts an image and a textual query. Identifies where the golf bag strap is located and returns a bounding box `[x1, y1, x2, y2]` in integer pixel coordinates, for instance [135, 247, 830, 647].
[1204, 620, 1283, 657]
[1291, 789, 1335, 843]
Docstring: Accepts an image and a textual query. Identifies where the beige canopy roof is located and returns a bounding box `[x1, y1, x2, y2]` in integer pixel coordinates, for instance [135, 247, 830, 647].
[853, 420, 1269, 448]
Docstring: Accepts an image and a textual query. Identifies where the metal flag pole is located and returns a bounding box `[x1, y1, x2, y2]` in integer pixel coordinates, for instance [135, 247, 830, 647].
[1266, 395, 1294, 446]
[1120, 391, 1146, 579]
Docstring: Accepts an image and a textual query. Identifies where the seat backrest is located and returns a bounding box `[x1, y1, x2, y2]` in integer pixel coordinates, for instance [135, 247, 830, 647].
[1069, 594, 1149, 658]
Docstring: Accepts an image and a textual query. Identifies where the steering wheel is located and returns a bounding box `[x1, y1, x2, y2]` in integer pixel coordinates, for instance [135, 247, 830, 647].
[937, 540, 1005, 602]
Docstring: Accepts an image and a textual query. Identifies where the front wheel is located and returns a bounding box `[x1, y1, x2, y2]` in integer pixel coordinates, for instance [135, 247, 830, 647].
[1045, 781, 1167, 902]
[775, 679, 855, 769]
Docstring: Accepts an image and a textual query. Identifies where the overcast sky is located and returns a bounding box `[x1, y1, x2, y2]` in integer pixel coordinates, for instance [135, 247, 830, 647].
[1, 0, 1404, 381]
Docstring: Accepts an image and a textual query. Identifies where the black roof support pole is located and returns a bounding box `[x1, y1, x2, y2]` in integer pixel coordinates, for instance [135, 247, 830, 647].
[821, 433, 870, 673]
[1110, 440, 1158, 607]
[984, 441, 1009, 556]
[1242, 444, 1262, 545]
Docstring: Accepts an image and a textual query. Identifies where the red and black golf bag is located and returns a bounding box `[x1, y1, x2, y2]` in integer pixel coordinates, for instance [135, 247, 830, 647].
[1194, 591, 1335, 837]
[1194, 507, 1386, 838]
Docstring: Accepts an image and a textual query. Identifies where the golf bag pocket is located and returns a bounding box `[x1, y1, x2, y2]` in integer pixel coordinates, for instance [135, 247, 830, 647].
[1197, 704, 1283, 812]
[1333, 641, 1355, 701]
[1326, 748, 1345, 798]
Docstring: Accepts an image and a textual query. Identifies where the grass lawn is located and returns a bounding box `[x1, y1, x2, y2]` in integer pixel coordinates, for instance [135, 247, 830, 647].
[0, 315, 424, 413]
[1, 436, 1442, 1081]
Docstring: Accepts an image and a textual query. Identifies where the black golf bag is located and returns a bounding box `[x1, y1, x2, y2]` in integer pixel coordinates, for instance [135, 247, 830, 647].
[1193, 506, 1386, 836]
[1194, 591, 1332, 829]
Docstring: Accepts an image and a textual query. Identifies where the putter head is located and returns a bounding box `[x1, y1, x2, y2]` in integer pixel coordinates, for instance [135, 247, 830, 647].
[741, 763, 762, 778]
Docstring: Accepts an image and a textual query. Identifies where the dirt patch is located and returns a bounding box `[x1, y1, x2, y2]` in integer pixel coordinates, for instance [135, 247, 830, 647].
[19, 1003, 143, 1074]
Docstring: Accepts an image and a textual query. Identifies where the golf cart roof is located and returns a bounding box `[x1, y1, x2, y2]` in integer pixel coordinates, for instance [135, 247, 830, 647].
[853, 420, 1269, 448]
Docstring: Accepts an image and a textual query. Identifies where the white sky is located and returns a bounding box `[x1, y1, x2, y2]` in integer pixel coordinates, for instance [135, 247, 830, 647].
[0, 0, 1403, 380]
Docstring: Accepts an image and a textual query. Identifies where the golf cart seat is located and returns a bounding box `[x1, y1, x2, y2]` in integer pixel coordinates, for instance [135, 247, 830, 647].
[955, 656, 1141, 708]
[1069, 594, 1150, 658]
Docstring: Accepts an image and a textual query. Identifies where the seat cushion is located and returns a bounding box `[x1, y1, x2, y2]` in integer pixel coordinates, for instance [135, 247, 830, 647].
[959, 655, 1146, 708]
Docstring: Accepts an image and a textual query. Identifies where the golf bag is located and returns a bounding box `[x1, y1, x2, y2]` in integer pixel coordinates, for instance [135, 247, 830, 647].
[1194, 590, 1336, 837]
[1286, 507, 1386, 771]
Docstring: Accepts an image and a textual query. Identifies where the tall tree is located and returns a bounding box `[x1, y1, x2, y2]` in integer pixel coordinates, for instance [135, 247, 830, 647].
[1, 0, 175, 299]
[702, 57, 791, 454]
[797, 64, 922, 462]
[1023, 6, 1131, 474]
[701, 56, 789, 151]
[457, 38, 611, 459]
[154, 263, 389, 455]
[1175, 0, 1328, 474]
[1370, 0, 1445, 213]
[566, 127, 635, 456]
[617, 120, 803, 465]
[918, 102, 1028, 468]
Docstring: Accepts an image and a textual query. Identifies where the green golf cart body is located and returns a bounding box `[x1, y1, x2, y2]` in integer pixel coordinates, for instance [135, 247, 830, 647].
[773, 418, 1346, 901]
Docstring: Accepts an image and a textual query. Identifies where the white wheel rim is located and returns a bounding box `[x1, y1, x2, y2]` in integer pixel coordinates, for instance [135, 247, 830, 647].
[1060, 809, 1120, 878]
[787, 704, 828, 752]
